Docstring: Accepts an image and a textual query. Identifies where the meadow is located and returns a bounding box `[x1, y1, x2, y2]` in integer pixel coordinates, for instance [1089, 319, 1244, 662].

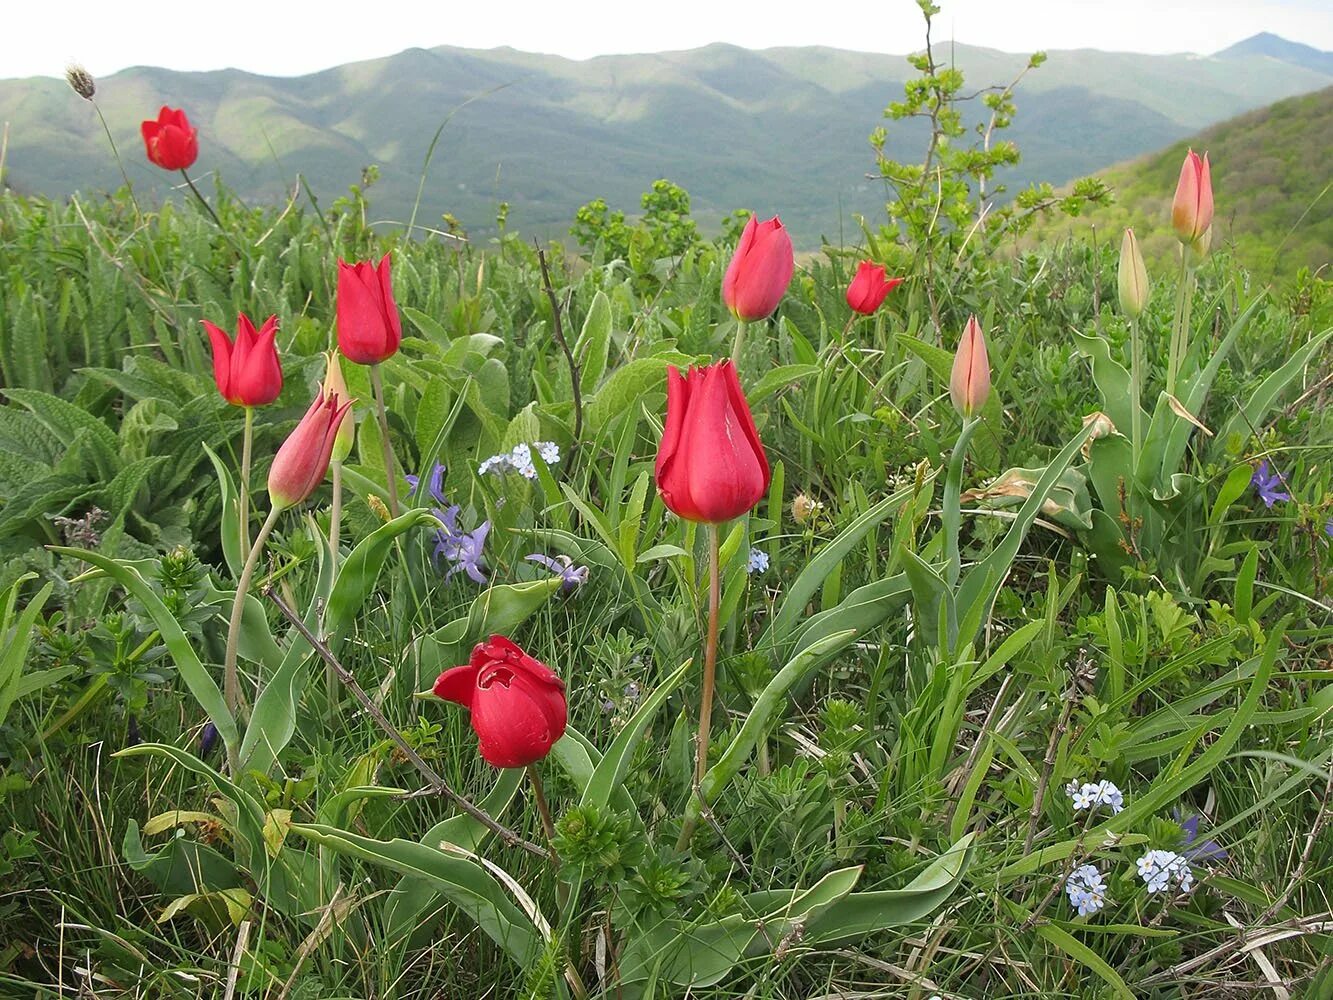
[1, 15, 1332, 999]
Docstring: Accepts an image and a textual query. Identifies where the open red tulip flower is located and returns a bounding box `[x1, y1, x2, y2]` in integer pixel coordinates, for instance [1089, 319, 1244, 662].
[846, 261, 903, 315]
[202, 313, 283, 407]
[434, 636, 568, 768]
[141, 106, 198, 171]
[337, 254, 402, 365]
[655, 360, 770, 524]
[722, 215, 794, 322]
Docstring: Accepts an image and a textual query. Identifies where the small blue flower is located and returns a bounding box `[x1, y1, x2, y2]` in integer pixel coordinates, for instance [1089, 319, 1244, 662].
[1065, 864, 1107, 916]
[431, 505, 490, 585]
[405, 462, 448, 506]
[526, 553, 589, 594]
[747, 547, 769, 574]
[1067, 779, 1125, 815]
[479, 442, 561, 481]
[1176, 810, 1227, 864]
[199, 722, 219, 758]
[1250, 461, 1291, 508]
[1325, 519, 1333, 539]
[1136, 849, 1194, 894]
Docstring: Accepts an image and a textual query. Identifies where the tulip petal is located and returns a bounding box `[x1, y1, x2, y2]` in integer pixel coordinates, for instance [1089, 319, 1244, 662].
[201, 320, 234, 401]
[433, 664, 477, 707]
[680, 363, 767, 523]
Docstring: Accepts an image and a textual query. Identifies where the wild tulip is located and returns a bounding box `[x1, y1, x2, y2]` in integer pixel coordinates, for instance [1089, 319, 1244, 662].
[141, 106, 198, 171]
[845, 260, 902, 315]
[268, 390, 354, 511]
[722, 215, 794, 322]
[654, 360, 770, 524]
[1170, 149, 1213, 245]
[322, 351, 355, 463]
[202, 313, 283, 407]
[434, 636, 567, 768]
[950, 315, 990, 419]
[337, 254, 402, 365]
[1117, 229, 1149, 318]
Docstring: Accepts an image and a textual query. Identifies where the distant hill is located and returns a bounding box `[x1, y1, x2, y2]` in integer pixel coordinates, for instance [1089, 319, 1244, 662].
[0, 37, 1329, 246]
[1217, 32, 1333, 77]
[1024, 87, 1332, 277]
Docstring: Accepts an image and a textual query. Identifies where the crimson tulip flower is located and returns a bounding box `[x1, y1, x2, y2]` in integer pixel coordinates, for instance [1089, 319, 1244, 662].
[337, 254, 402, 365]
[1170, 149, 1213, 245]
[846, 261, 903, 315]
[655, 360, 770, 524]
[202, 313, 283, 407]
[434, 636, 568, 768]
[268, 390, 354, 511]
[141, 106, 198, 171]
[722, 215, 794, 322]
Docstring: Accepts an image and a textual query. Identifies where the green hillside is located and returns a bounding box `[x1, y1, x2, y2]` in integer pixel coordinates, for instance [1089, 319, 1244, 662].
[0, 39, 1329, 246]
[1026, 87, 1332, 277]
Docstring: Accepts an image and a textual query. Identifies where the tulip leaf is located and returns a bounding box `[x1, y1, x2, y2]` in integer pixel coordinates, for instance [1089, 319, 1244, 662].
[582, 659, 690, 811]
[1072, 330, 1139, 439]
[324, 508, 439, 634]
[288, 822, 545, 968]
[52, 549, 238, 762]
[203, 443, 243, 579]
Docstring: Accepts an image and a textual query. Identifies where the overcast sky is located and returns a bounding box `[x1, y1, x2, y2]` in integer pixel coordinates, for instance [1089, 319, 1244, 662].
[9, 0, 1332, 79]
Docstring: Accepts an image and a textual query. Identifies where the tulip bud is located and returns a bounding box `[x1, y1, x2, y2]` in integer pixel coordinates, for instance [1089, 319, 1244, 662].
[322, 351, 355, 463]
[141, 106, 198, 172]
[1117, 228, 1149, 318]
[654, 360, 770, 524]
[950, 315, 990, 419]
[1190, 224, 1212, 260]
[845, 260, 903, 315]
[1170, 149, 1213, 246]
[722, 215, 794, 322]
[202, 313, 283, 407]
[268, 390, 354, 511]
[434, 635, 567, 768]
[337, 253, 402, 365]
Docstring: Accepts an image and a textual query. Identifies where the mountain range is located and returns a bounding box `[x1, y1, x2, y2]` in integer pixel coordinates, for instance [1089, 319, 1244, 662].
[0, 34, 1329, 245]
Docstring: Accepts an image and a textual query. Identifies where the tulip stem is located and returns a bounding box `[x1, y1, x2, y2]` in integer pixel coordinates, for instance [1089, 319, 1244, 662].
[526, 766, 559, 861]
[943, 417, 979, 589]
[1166, 245, 1194, 397]
[369, 364, 400, 517]
[223, 506, 281, 765]
[731, 319, 749, 364]
[239, 406, 254, 559]
[325, 461, 344, 712]
[179, 169, 227, 232]
[1128, 315, 1144, 486]
[679, 522, 722, 850]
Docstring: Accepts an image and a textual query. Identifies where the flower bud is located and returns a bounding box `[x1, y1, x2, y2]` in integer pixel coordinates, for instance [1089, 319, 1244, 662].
[722, 215, 794, 322]
[322, 351, 355, 463]
[1170, 149, 1213, 246]
[1117, 228, 1149, 318]
[949, 315, 990, 419]
[268, 390, 354, 511]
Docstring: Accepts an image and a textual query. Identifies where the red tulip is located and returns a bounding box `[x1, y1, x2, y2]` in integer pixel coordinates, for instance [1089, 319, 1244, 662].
[337, 254, 402, 365]
[141, 106, 198, 171]
[950, 315, 990, 419]
[268, 390, 354, 511]
[654, 360, 770, 524]
[202, 313, 283, 407]
[722, 215, 794, 322]
[1170, 149, 1213, 245]
[845, 261, 903, 315]
[434, 636, 567, 768]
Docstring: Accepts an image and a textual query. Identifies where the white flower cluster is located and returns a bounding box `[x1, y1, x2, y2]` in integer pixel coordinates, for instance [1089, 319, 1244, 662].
[479, 441, 561, 480]
[1066, 778, 1125, 815]
[1064, 864, 1108, 916]
[1137, 849, 1194, 894]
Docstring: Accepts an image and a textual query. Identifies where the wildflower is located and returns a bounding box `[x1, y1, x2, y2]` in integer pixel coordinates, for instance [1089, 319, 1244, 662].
[1065, 864, 1108, 916]
[141, 106, 198, 171]
[747, 547, 769, 574]
[479, 442, 561, 481]
[432, 506, 490, 585]
[791, 493, 823, 524]
[1325, 519, 1333, 539]
[1177, 811, 1227, 864]
[723, 214, 794, 322]
[337, 254, 401, 365]
[526, 553, 589, 594]
[199, 722, 219, 758]
[949, 315, 990, 419]
[1137, 849, 1194, 894]
[1068, 779, 1125, 815]
[1250, 460, 1290, 508]
[406, 462, 448, 506]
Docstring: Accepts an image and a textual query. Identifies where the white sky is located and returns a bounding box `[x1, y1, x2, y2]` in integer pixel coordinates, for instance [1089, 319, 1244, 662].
[9, 0, 1332, 79]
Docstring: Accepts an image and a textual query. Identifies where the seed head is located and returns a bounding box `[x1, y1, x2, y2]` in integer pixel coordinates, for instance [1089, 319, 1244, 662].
[65, 64, 96, 101]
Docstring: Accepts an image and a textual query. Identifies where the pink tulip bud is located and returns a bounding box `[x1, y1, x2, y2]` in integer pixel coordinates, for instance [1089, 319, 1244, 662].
[950, 315, 990, 419]
[268, 390, 354, 511]
[1117, 228, 1149, 318]
[722, 215, 794, 322]
[1170, 149, 1213, 246]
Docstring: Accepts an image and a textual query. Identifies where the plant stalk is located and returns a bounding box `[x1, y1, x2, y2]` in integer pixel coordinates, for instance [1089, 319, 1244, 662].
[1166, 244, 1194, 396]
[179, 169, 227, 232]
[1128, 315, 1144, 488]
[239, 406, 254, 558]
[370, 363, 400, 517]
[678, 523, 722, 850]
[223, 506, 281, 741]
[943, 417, 979, 588]
[731, 319, 749, 364]
[325, 461, 344, 712]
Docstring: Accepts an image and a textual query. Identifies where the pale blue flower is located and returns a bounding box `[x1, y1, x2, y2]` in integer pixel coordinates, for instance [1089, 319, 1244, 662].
[405, 462, 447, 506]
[1137, 849, 1193, 894]
[526, 553, 589, 594]
[1068, 779, 1125, 815]
[1065, 864, 1107, 916]
[432, 505, 489, 585]
[747, 547, 769, 574]
[1250, 461, 1290, 508]
[479, 441, 562, 481]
